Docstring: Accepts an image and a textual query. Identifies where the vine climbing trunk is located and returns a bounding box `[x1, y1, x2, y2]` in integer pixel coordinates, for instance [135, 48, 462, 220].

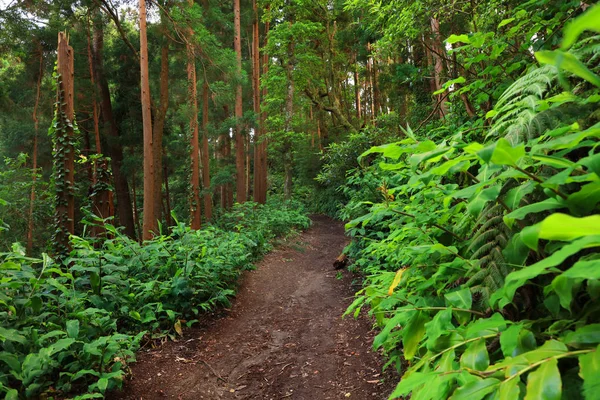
[140, 0, 156, 240]
[53, 32, 76, 255]
[234, 0, 246, 203]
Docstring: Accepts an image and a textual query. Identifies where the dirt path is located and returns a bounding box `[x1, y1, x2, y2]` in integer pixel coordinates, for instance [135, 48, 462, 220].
[113, 215, 394, 400]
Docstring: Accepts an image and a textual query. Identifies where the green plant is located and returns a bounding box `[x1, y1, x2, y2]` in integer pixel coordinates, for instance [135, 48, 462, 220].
[340, 7, 600, 399]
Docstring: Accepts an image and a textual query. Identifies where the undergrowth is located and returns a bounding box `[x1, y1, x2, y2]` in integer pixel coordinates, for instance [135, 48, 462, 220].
[0, 200, 310, 399]
[333, 6, 600, 400]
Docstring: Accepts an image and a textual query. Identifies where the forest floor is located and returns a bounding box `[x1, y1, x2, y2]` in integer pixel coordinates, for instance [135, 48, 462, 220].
[111, 215, 395, 400]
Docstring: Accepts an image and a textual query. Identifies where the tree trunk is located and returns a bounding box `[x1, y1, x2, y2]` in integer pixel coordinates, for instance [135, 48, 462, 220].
[234, 0, 246, 203]
[252, 0, 266, 204]
[92, 13, 136, 238]
[430, 17, 448, 118]
[27, 47, 43, 255]
[163, 154, 173, 227]
[153, 15, 170, 225]
[187, 11, 201, 230]
[53, 32, 76, 255]
[140, 0, 156, 240]
[201, 81, 212, 219]
[353, 53, 362, 121]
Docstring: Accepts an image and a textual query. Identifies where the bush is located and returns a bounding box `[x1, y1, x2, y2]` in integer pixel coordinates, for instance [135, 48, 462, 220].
[0, 201, 309, 399]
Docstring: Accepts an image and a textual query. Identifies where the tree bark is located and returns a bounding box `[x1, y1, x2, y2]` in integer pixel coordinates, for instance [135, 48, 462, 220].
[53, 32, 76, 255]
[140, 0, 156, 240]
[253, 3, 269, 204]
[92, 13, 135, 238]
[187, 1, 201, 230]
[234, 0, 246, 203]
[353, 52, 362, 121]
[27, 46, 43, 255]
[153, 15, 170, 225]
[430, 17, 448, 118]
[201, 81, 212, 219]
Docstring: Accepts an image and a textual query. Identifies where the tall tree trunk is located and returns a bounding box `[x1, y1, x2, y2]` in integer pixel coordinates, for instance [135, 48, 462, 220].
[153, 15, 170, 225]
[234, 0, 246, 203]
[252, 0, 265, 204]
[131, 166, 141, 239]
[353, 53, 362, 121]
[92, 13, 136, 238]
[53, 32, 76, 255]
[27, 47, 43, 255]
[140, 0, 156, 240]
[201, 81, 212, 219]
[163, 154, 173, 227]
[430, 17, 448, 118]
[187, 1, 201, 230]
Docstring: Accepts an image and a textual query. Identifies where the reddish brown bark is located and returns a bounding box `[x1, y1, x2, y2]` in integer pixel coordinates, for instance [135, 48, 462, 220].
[140, 0, 156, 240]
[92, 14, 135, 238]
[54, 32, 75, 254]
[187, 4, 201, 230]
[201, 81, 212, 220]
[27, 47, 43, 255]
[252, 0, 267, 204]
[234, 0, 246, 203]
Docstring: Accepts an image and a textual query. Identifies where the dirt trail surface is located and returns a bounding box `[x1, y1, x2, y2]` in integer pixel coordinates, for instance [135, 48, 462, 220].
[113, 215, 394, 400]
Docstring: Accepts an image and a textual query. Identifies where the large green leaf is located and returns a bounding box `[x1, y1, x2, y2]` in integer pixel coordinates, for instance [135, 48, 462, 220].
[504, 198, 565, 227]
[561, 3, 600, 49]
[521, 214, 600, 250]
[403, 311, 428, 361]
[579, 346, 600, 400]
[390, 371, 432, 397]
[564, 324, 600, 346]
[496, 236, 600, 304]
[567, 182, 600, 215]
[477, 138, 525, 166]
[524, 357, 561, 400]
[450, 378, 500, 400]
[461, 338, 490, 371]
[536, 50, 600, 88]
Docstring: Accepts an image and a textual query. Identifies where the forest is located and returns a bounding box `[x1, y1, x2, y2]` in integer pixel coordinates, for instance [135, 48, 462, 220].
[0, 0, 599, 398]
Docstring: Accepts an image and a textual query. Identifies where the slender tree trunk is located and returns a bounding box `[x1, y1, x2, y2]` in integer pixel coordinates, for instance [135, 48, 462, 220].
[430, 17, 448, 118]
[186, 0, 201, 229]
[153, 15, 170, 225]
[53, 32, 76, 255]
[353, 53, 362, 121]
[92, 14, 135, 238]
[86, 25, 101, 155]
[163, 155, 173, 227]
[131, 167, 141, 239]
[140, 0, 156, 240]
[234, 0, 246, 203]
[252, 0, 266, 204]
[201, 81, 212, 219]
[27, 47, 43, 255]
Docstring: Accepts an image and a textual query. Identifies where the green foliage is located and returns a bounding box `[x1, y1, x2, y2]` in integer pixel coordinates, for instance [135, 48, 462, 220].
[0, 201, 309, 398]
[336, 6, 600, 399]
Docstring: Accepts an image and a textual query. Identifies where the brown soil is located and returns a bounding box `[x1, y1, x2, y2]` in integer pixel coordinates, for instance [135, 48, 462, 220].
[111, 215, 395, 400]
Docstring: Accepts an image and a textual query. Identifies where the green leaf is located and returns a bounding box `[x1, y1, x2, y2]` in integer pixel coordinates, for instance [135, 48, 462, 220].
[66, 320, 80, 339]
[373, 311, 411, 350]
[465, 314, 507, 339]
[504, 198, 564, 227]
[445, 288, 473, 309]
[562, 4, 600, 49]
[49, 338, 76, 355]
[567, 182, 600, 215]
[536, 50, 600, 88]
[97, 377, 109, 393]
[579, 346, 600, 399]
[524, 357, 561, 400]
[461, 338, 490, 371]
[491, 138, 525, 166]
[0, 327, 27, 344]
[521, 214, 600, 250]
[467, 185, 502, 215]
[498, 236, 600, 303]
[498, 18, 515, 28]
[564, 325, 600, 346]
[497, 378, 521, 400]
[447, 34, 470, 44]
[5, 389, 18, 400]
[390, 372, 431, 397]
[402, 311, 428, 361]
[450, 378, 500, 400]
